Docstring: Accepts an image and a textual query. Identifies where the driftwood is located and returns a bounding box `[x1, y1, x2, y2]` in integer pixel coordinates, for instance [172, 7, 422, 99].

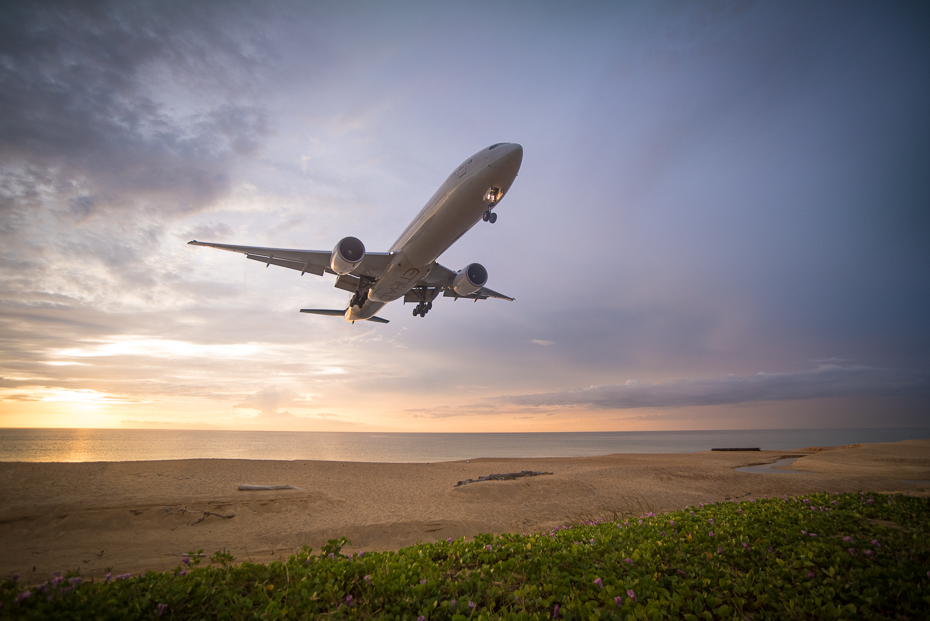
[237, 484, 302, 491]
[711, 448, 760, 451]
[455, 470, 552, 487]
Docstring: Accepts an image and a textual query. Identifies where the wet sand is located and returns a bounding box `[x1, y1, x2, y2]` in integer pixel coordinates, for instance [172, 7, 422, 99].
[0, 439, 927, 581]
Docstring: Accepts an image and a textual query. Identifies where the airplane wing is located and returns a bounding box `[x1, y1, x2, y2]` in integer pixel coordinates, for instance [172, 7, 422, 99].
[419, 263, 515, 301]
[187, 241, 392, 279]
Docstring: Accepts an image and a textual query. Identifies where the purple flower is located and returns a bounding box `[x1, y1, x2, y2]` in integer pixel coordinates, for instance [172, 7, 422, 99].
[364, 574, 372, 584]
[485, 544, 492, 551]
[180, 570, 187, 577]
[451, 599, 456, 607]
[420, 578, 427, 584]
[328, 553, 335, 560]
[738, 509, 743, 514]
[11, 574, 19, 583]
[843, 536, 852, 542]
[627, 589, 637, 603]
[418, 617, 426, 621]
[708, 519, 714, 525]
[809, 533, 817, 538]
[669, 520, 674, 526]
[614, 595, 623, 606]
[52, 577, 64, 587]
[69, 577, 81, 586]
[182, 556, 191, 566]
[807, 571, 815, 579]
[767, 546, 772, 553]
[116, 573, 131, 581]
[709, 531, 714, 538]
[468, 601, 475, 611]
[742, 542, 749, 550]
[104, 573, 111, 583]
[871, 539, 880, 548]
[624, 557, 633, 565]
[848, 548, 856, 555]
[594, 577, 603, 589]
[447, 538, 453, 543]
[346, 595, 353, 604]
[553, 604, 560, 618]
[358, 551, 365, 558]
[156, 603, 168, 617]
[677, 569, 686, 577]
[16, 590, 31, 603]
[801, 530, 807, 535]
[54, 571, 61, 577]
[865, 550, 873, 557]
[717, 546, 723, 554]
[305, 558, 312, 566]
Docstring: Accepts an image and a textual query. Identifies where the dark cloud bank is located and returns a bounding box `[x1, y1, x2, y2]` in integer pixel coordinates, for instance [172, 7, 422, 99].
[495, 365, 929, 410]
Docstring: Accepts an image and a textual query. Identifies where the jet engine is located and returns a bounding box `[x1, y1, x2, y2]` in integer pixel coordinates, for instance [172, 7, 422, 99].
[330, 237, 365, 275]
[452, 263, 488, 296]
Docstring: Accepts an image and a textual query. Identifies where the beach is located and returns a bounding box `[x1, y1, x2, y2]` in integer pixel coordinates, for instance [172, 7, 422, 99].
[1, 439, 928, 581]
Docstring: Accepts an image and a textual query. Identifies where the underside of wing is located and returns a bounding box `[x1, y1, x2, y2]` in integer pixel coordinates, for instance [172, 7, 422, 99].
[418, 262, 514, 301]
[188, 240, 392, 279]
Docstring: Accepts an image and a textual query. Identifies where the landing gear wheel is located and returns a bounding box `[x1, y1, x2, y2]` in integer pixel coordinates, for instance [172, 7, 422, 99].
[488, 212, 498, 224]
[482, 211, 489, 222]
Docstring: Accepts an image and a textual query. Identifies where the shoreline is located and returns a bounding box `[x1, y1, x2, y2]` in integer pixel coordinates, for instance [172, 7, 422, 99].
[1, 439, 928, 581]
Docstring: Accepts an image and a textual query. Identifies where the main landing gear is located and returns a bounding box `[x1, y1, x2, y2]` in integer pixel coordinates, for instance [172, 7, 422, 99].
[482, 209, 498, 224]
[350, 287, 369, 309]
[413, 301, 432, 317]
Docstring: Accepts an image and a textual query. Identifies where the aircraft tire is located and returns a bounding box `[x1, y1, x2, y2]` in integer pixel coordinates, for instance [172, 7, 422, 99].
[489, 212, 498, 223]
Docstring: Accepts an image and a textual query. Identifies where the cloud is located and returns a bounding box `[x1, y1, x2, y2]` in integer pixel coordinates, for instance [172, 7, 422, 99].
[234, 386, 315, 418]
[528, 339, 554, 346]
[0, 1, 273, 216]
[493, 365, 930, 410]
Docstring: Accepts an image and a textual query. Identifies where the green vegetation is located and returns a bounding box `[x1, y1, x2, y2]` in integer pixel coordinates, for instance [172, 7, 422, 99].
[2, 492, 928, 619]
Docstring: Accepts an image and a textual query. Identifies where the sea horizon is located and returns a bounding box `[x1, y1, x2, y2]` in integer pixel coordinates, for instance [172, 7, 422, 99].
[0, 427, 927, 464]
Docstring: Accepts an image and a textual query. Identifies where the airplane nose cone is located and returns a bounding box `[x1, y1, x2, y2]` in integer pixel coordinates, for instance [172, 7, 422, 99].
[493, 143, 522, 176]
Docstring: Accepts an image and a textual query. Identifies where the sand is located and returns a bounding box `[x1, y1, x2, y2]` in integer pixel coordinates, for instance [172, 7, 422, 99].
[1, 439, 927, 581]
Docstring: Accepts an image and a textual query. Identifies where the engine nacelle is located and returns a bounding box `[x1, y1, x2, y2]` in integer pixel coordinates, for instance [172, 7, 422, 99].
[452, 263, 488, 297]
[330, 236, 365, 275]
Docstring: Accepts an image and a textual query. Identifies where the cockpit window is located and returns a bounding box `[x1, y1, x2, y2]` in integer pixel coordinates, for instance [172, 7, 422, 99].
[488, 143, 505, 150]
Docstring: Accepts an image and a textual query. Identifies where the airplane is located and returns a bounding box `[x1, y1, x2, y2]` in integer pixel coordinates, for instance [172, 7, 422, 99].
[189, 142, 523, 324]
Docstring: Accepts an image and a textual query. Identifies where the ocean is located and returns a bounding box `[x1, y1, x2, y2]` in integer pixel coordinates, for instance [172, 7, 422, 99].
[0, 427, 926, 463]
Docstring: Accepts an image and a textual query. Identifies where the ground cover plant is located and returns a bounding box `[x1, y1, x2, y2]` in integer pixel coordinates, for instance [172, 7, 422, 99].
[2, 491, 928, 619]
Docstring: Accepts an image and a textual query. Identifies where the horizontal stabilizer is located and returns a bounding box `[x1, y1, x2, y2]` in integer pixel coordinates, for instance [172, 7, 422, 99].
[300, 309, 390, 324]
[299, 309, 345, 317]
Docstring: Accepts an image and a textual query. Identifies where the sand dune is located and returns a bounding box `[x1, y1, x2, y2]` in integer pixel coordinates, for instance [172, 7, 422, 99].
[0, 439, 927, 581]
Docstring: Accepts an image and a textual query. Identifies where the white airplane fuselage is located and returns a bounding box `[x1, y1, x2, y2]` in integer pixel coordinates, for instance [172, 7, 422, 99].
[347, 143, 523, 321]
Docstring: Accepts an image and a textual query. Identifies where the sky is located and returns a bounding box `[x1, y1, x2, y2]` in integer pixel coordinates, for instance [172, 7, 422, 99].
[1, 0, 928, 433]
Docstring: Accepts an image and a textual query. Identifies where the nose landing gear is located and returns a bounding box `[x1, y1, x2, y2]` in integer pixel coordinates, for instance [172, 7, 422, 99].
[483, 186, 502, 224]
